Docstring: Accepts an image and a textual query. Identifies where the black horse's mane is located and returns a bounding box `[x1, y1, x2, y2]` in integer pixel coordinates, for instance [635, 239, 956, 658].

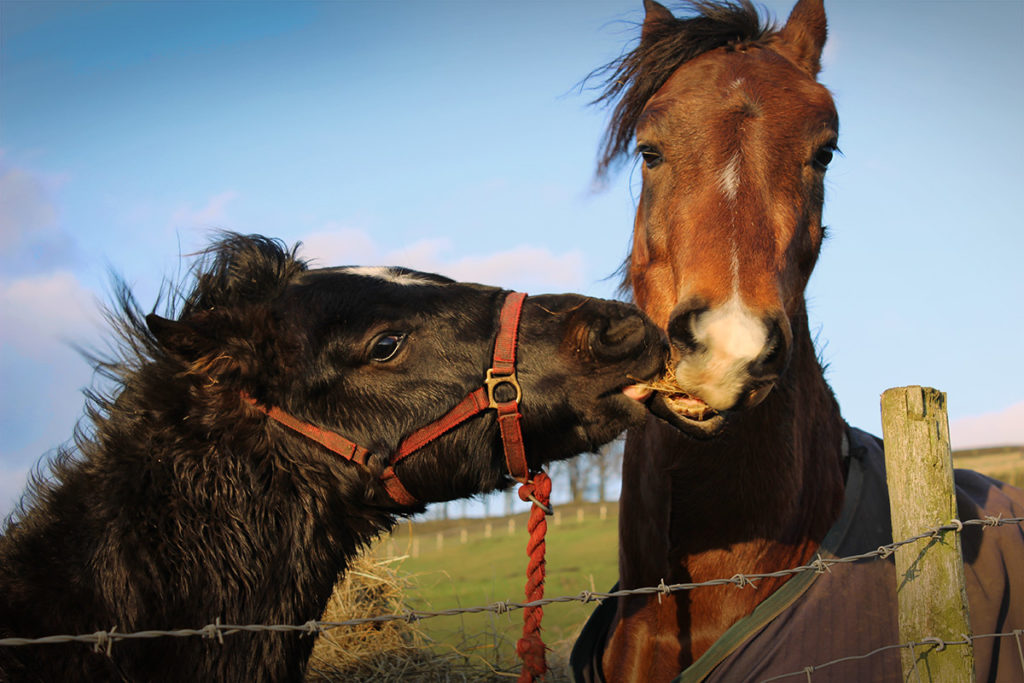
[590, 0, 775, 176]
[180, 233, 308, 315]
[9, 234, 309, 526]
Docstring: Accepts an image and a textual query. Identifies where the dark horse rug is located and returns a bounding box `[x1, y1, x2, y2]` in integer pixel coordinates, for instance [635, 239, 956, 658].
[571, 428, 1024, 682]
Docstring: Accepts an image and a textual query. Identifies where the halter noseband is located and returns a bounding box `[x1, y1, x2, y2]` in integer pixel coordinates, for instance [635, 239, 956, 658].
[240, 291, 530, 506]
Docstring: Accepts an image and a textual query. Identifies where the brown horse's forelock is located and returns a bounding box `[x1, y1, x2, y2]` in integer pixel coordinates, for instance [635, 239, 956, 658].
[589, 0, 775, 178]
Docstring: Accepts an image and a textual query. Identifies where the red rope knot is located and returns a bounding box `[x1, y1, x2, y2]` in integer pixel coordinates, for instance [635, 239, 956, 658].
[516, 471, 551, 682]
[518, 472, 553, 514]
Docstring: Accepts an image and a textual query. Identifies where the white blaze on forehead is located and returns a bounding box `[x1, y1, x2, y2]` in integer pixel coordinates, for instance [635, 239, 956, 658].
[673, 293, 768, 411]
[718, 153, 741, 202]
[730, 237, 741, 296]
[339, 266, 437, 286]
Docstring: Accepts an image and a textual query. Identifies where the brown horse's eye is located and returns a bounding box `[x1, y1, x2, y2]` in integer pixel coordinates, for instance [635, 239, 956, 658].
[812, 145, 835, 171]
[370, 333, 406, 362]
[637, 144, 663, 169]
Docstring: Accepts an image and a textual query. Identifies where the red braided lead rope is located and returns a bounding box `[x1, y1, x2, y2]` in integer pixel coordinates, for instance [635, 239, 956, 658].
[515, 471, 552, 682]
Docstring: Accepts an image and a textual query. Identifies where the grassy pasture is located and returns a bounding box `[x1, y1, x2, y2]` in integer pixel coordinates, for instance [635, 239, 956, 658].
[309, 502, 622, 680]
[390, 502, 621, 672]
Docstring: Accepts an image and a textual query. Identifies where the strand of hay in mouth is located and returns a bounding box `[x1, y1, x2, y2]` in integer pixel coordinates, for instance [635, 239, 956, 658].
[629, 360, 686, 396]
[630, 361, 720, 421]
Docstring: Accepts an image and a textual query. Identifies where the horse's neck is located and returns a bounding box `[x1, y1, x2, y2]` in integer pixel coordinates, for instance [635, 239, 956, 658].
[617, 311, 846, 658]
[13, 407, 372, 628]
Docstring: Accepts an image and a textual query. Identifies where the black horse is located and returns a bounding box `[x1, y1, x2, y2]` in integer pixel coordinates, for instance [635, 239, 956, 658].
[0, 233, 666, 682]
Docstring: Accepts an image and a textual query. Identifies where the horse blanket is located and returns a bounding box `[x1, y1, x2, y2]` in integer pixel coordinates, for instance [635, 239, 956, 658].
[570, 427, 1024, 682]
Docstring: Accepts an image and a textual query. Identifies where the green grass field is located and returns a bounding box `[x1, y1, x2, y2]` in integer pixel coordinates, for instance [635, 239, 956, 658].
[378, 502, 621, 670]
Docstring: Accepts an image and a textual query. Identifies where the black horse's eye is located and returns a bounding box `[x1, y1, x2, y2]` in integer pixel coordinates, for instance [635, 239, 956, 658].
[637, 144, 663, 169]
[369, 333, 406, 362]
[812, 144, 836, 171]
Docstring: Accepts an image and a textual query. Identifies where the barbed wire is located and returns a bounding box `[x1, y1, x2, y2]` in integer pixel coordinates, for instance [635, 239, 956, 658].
[760, 629, 1024, 682]
[0, 514, 1021, 653]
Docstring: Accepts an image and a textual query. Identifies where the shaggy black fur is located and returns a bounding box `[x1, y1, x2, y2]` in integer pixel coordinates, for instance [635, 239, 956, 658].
[590, 0, 774, 175]
[0, 233, 665, 682]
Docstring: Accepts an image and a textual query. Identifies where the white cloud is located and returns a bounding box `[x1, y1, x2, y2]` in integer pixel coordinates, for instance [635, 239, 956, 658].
[296, 227, 587, 292]
[434, 245, 586, 291]
[169, 190, 239, 230]
[0, 161, 76, 271]
[950, 401, 1024, 450]
[0, 167, 57, 249]
[298, 225, 379, 266]
[0, 271, 100, 357]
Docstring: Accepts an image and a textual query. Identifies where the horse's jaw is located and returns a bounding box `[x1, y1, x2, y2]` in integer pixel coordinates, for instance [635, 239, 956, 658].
[647, 379, 775, 439]
[649, 393, 727, 439]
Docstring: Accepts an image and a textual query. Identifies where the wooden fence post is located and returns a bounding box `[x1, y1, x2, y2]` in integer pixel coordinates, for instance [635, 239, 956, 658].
[881, 386, 974, 682]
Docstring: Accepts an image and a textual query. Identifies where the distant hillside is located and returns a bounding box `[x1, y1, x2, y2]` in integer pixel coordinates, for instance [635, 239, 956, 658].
[953, 445, 1024, 488]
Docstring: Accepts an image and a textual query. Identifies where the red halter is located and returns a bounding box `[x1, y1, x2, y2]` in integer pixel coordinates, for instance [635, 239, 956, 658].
[240, 291, 530, 506]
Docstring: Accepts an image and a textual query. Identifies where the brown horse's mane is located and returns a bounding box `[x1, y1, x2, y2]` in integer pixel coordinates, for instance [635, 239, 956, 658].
[590, 1, 774, 176]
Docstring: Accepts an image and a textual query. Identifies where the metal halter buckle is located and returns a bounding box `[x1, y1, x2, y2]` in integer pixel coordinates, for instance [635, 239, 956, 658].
[484, 368, 522, 409]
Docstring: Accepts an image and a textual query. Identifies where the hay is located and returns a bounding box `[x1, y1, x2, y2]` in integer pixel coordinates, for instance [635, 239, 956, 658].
[628, 359, 682, 396]
[305, 551, 577, 682]
[305, 553, 443, 681]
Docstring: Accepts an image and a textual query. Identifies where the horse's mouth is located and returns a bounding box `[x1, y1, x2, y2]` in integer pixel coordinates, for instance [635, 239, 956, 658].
[662, 392, 718, 421]
[627, 367, 719, 422]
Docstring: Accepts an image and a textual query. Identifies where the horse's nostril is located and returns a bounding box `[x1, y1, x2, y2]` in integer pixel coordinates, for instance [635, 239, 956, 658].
[592, 314, 647, 360]
[749, 317, 790, 380]
[667, 306, 704, 353]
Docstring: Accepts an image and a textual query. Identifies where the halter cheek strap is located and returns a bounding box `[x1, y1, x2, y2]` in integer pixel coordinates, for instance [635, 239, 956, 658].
[239, 291, 529, 506]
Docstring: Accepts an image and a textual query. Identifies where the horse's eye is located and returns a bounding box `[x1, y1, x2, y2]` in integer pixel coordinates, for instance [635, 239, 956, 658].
[369, 334, 406, 362]
[812, 145, 835, 171]
[637, 144, 663, 169]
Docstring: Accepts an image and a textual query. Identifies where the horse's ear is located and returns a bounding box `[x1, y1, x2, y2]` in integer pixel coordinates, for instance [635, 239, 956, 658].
[642, 0, 675, 42]
[777, 0, 827, 76]
[147, 313, 209, 360]
[147, 312, 245, 378]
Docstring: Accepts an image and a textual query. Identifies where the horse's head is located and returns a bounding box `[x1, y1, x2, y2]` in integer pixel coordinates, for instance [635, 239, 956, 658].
[600, 0, 836, 437]
[146, 233, 667, 505]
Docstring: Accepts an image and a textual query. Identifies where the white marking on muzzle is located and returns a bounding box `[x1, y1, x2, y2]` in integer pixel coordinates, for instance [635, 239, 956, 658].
[673, 293, 767, 411]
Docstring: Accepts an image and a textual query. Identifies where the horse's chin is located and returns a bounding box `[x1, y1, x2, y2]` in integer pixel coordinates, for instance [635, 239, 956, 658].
[650, 393, 728, 439]
[648, 380, 775, 439]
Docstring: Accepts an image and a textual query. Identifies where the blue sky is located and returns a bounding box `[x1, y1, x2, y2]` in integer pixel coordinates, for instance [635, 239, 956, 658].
[2, 0, 1022, 517]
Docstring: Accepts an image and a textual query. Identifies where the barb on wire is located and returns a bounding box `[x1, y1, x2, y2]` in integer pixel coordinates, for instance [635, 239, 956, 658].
[760, 632, 1005, 682]
[0, 515, 1020, 651]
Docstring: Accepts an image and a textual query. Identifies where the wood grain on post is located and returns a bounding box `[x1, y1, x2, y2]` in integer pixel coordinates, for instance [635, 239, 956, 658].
[881, 386, 974, 682]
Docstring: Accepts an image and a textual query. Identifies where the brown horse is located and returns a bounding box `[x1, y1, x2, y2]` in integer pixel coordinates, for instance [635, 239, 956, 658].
[570, 1, 1024, 681]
